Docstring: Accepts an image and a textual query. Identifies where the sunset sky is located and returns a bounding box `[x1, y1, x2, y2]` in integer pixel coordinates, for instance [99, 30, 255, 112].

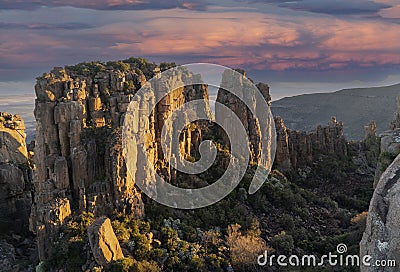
[1, 0, 400, 99]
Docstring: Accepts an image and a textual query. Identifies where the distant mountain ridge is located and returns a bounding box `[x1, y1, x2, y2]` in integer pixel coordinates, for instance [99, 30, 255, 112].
[271, 83, 400, 140]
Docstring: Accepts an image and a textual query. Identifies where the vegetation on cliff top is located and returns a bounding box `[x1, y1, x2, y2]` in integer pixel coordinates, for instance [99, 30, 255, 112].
[65, 57, 176, 79]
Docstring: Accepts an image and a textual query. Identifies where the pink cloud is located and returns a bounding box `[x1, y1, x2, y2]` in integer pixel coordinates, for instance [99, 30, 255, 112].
[379, 5, 400, 19]
[0, 0, 207, 10]
[1, 5, 400, 79]
[374, 0, 400, 18]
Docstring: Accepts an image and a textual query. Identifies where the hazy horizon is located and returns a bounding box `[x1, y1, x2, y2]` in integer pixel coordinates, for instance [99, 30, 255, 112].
[1, 70, 399, 100]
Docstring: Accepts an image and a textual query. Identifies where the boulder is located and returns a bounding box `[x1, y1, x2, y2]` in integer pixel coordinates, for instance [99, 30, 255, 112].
[88, 217, 124, 266]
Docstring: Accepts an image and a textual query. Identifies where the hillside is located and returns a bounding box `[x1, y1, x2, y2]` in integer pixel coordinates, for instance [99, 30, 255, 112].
[271, 83, 400, 140]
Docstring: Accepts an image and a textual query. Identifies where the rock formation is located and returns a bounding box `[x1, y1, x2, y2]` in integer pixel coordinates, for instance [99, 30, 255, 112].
[389, 96, 400, 130]
[360, 153, 400, 272]
[274, 116, 347, 171]
[361, 95, 400, 270]
[364, 121, 377, 140]
[87, 217, 124, 266]
[29, 60, 212, 260]
[30, 65, 143, 260]
[215, 70, 274, 168]
[0, 112, 33, 231]
[29, 59, 279, 262]
[382, 96, 400, 156]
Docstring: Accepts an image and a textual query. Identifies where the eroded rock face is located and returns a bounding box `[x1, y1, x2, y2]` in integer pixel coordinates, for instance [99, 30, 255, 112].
[274, 116, 347, 171]
[0, 112, 33, 232]
[215, 72, 274, 168]
[30, 66, 146, 260]
[87, 217, 124, 266]
[360, 153, 400, 272]
[30, 62, 213, 260]
[361, 99, 400, 270]
[30, 60, 279, 261]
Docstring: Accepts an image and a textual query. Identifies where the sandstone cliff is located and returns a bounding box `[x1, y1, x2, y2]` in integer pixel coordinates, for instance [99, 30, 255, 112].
[215, 70, 274, 171]
[30, 60, 213, 260]
[274, 116, 347, 171]
[0, 112, 33, 231]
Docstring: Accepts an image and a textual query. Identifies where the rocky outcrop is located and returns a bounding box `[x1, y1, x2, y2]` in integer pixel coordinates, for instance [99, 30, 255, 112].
[215, 70, 274, 168]
[380, 130, 400, 155]
[274, 117, 293, 171]
[274, 116, 347, 171]
[30, 59, 279, 261]
[382, 96, 400, 155]
[365, 121, 377, 140]
[88, 217, 124, 266]
[30, 65, 143, 260]
[0, 112, 33, 232]
[360, 153, 400, 272]
[30, 61, 213, 260]
[389, 96, 400, 130]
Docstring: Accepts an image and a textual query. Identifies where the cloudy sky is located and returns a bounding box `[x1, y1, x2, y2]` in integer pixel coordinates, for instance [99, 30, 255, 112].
[0, 0, 400, 100]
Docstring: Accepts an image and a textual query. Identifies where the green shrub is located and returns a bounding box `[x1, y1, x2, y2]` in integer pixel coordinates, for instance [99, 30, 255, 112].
[106, 61, 131, 72]
[109, 257, 161, 272]
[160, 227, 179, 252]
[65, 61, 106, 77]
[129, 233, 151, 260]
[379, 151, 398, 171]
[271, 231, 294, 254]
[112, 220, 131, 243]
